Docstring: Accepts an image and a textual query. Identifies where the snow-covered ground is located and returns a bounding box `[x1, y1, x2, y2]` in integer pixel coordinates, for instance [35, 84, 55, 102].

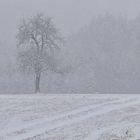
[0, 94, 140, 140]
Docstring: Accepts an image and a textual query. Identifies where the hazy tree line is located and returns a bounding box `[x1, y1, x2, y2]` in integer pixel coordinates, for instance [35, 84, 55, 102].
[66, 14, 140, 93]
[1, 14, 140, 93]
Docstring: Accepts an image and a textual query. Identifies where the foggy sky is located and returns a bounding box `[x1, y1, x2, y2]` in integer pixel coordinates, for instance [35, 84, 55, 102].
[0, 0, 140, 37]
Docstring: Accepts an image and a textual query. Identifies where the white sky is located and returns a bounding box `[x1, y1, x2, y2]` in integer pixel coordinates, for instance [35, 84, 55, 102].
[0, 0, 140, 47]
[0, 0, 140, 38]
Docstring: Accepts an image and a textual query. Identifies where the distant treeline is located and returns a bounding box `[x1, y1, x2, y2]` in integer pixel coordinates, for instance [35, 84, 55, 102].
[1, 14, 140, 93]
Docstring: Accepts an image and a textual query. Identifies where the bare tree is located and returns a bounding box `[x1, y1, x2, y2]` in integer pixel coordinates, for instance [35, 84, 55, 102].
[17, 14, 63, 93]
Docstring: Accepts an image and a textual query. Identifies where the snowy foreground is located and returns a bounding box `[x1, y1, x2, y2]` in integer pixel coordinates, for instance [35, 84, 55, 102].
[0, 94, 140, 140]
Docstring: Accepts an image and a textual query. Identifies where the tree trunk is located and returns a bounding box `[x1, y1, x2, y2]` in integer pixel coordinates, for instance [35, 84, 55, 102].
[35, 73, 41, 93]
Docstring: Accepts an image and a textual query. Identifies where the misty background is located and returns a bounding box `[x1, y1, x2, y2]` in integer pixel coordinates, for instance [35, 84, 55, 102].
[1, 0, 140, 93]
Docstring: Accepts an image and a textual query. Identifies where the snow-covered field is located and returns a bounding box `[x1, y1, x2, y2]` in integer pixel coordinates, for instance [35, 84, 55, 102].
[0, 94, 140, 140]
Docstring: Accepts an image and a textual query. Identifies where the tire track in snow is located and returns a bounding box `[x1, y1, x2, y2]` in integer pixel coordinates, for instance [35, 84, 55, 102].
[1, 97, 139, 140]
